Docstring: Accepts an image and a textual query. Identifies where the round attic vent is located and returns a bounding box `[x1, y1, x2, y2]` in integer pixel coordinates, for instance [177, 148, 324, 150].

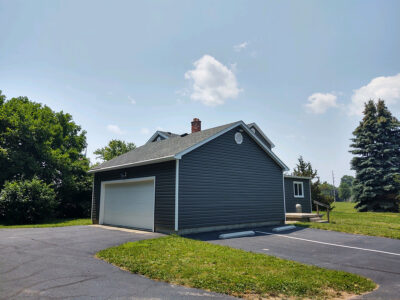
[235, 132, 243, 144]
[251, 127, 256, 134]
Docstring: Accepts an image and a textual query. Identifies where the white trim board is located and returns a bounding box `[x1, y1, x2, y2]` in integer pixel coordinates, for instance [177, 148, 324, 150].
[293, 181, 304, 198]
[284, 175, 312, 180]
[88, 156, 175, 174]
[99, 176, 156, 232]
[247, 122, 275, 148]
[174, 121, 289, 171]
[175, 159, 179, 231]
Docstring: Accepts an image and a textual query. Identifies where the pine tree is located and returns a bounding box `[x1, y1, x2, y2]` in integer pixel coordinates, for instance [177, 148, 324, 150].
[292, 156, 332, 208]
[350, 100, 400, 212]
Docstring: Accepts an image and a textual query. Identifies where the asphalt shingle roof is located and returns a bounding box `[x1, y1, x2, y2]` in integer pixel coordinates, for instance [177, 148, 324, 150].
[89, 122, 238, 173]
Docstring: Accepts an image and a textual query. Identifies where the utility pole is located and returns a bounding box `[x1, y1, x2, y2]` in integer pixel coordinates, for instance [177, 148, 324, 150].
[332, 170, 336, 202]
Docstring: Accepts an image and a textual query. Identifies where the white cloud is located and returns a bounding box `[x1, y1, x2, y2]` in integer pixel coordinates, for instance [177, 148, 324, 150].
[140, 128, 150, 135]
[234, 42, 248, 52]
[184, 55, 242, 106]
[306, 93, 338, 114]
[128, 96, 136, 104]
[107, 124, 124, 135]
[349, 73, 400, 115]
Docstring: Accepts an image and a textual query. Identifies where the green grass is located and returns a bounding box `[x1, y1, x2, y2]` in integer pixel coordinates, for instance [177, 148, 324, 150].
[297, 202, 400, 239]
[97, 235, 375, 299]
[0, 218, 91, 228]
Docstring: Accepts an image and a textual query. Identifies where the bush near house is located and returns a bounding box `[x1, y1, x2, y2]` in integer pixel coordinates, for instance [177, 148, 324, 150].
[0, 178, 57, 224]
[0, 91, 92, 222]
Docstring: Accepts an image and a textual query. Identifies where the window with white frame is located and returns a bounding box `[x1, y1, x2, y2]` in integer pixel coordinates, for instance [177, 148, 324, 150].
[293, 181, 304, 198]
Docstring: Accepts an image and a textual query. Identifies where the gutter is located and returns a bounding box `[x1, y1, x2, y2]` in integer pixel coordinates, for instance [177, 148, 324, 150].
[87, 155, 176, 174]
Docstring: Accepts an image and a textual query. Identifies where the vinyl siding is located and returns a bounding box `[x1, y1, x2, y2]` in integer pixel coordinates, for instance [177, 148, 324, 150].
[284, 178, 312, 213]
[178, 128, 285, 230]
[91, 161, 175, 232]
[252, 128, 272, 149]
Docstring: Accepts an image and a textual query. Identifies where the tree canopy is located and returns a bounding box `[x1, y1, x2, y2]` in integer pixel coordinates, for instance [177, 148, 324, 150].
[292, 156, 333, 208]
[338, 175, 354, 201]
[350, 100, 400, 212]
[0, 92, 92, 218]
[94, 139, 136, 161]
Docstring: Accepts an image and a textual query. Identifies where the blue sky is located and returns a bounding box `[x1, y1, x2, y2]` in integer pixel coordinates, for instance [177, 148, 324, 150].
[1, 0, 399, 183]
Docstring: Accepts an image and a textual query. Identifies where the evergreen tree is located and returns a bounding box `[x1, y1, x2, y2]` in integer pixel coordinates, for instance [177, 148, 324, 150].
[292, 156, 332, 208]
[350, 100, 400, 212]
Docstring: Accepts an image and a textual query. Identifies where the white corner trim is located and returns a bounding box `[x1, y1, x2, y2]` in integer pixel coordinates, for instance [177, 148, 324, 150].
[99, 176, 156, 232]
[282, 172, 287, 222]
[174, 121, 289, 171]
[175, 159, 179, 231]
[88, 155, 175, 174]
[145, 131, 170, 144]
[247, 122, 275, 148]
[293, 181, 304, 198]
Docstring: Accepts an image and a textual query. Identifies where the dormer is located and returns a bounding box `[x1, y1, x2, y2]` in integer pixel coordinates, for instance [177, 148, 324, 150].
[247, 123, 275, 149]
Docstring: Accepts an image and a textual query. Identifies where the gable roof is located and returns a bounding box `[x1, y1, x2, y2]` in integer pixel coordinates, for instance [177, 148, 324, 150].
[247, 122, 275, 148]
[146, 131, 180, 143]
[88, 121, 289, 173]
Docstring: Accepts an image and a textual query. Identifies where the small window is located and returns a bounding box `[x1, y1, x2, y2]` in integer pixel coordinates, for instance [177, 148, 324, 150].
[251, 127, 256, 134]
[156, 136, 162, 141]
[234, 132, 243, 144]
[293, 181, 304, 198]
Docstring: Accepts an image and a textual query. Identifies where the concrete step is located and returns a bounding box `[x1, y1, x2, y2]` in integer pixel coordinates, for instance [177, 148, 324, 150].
[310, 218, 328, 223]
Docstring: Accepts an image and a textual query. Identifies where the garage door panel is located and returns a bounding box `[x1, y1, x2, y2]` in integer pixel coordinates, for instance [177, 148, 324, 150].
[102, 179, 154, 230]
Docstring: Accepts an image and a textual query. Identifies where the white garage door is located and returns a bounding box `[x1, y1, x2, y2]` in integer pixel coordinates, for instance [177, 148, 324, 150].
[100, 177, 155, 231]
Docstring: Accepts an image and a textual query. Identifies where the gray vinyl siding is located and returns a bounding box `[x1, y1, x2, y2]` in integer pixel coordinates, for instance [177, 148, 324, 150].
[91, 161, 175, 232]
[284, 178, 312, 213]
[178, 128, 285, 230]
[252, 128, 272, 149]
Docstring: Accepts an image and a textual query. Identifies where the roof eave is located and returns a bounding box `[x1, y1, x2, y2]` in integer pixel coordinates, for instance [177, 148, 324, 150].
[88, 155, 176, 174]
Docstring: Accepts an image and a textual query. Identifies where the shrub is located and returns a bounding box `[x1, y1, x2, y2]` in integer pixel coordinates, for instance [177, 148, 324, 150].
[0, 178, 57, 224]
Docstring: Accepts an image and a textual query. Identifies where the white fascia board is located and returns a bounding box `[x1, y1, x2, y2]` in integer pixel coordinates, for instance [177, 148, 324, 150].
[88, 155, 175, 174]
[175, 159, 179, 231]
[175, 121, 289, 171]
[247, 122, 275, 148]
[145, 131, 170, 144]
[174, 121, 242, 159]
[284, 175, 312, 180]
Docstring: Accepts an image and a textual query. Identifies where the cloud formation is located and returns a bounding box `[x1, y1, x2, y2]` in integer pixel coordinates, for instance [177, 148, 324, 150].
[184, 55, 242, 106]
[349, 73, 400, 115]
[306, 93, 338, 114]
[233, 41, 248, 52]
[107, 124, 124, 135]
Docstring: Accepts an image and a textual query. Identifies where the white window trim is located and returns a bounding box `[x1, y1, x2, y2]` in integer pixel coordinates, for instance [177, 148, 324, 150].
[99, 176, 156, 232]
[293, 181, 304, 198]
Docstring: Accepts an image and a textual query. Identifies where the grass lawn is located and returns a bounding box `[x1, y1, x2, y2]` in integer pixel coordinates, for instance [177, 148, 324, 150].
[0, 218, 91, 229]
[297, 202, 400, 239]
[97, 235, 375, 299]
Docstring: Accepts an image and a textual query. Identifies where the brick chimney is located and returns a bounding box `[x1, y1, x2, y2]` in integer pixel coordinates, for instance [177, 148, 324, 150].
[191, 118, 201, 133]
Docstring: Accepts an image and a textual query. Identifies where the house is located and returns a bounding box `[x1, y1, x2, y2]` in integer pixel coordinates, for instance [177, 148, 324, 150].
[89, 118, 311, 234]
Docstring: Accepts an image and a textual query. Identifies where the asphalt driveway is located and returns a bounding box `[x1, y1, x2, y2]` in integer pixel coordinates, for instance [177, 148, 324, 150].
[187, 226, 400, 300]
[0, 225, 232, 300]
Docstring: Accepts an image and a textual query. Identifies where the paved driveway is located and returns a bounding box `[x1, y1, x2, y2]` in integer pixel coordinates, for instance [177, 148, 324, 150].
[187, 226, 400, 300]
[0, 226, 232, 300]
